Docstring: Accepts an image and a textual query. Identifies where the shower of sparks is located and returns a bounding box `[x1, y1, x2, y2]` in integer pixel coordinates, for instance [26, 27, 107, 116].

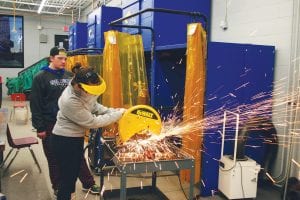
[175, 161, 179, 168]
[229, 93, 236, 98]
[211, 190, 216, 196]
[179, 58, 183, 64]
[201, 179, 206, 187]
[84, 188, 91, 199]
[265, 172, 276, 183]
[19, 172, 28, 183]
[115, 136, 186, 163]
[235, 82, 250, 91]
[100, 186, 105, 196]
[10, 169, 25, 178]
[110, 167, 115, 174]
[292, 159, 300, 168]
[102, 163, 107, 170]
[111, 70, 300, 182]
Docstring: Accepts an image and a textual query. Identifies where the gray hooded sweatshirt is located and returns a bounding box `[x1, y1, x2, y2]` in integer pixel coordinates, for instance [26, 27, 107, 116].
[53, 83, 123, 137]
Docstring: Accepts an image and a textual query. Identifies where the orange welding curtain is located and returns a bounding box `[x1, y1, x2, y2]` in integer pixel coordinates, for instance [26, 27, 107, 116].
[101, 30, 149, 137]
[180, 23, 207, 183]
[87, 54, 103, 75]
[101, 31, 123, 137]
[102, 30, 123, 108]
[66, 55, 88, 71]
[117, 32, 149, 107]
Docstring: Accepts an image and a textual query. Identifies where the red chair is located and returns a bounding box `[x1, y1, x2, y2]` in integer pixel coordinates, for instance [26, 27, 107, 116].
[10, 93, 28, 123]
[1, 125, 41, 174]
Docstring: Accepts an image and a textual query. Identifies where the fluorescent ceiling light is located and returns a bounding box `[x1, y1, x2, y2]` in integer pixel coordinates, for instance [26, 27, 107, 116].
[37, 0, 47, 14]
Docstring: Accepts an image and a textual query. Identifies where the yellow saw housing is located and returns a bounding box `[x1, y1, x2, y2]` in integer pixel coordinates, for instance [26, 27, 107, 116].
[118, 105, 162, 144]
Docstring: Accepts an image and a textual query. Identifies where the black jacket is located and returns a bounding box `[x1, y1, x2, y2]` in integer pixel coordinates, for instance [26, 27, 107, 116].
[30, 66, 73, 132]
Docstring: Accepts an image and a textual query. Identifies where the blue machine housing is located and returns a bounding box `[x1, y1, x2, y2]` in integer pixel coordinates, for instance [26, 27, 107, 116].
[121, 0, 211, 50]
[87, 6, 122, 49]
[69, 22, 87, 50]
[201, 42, 275, 196]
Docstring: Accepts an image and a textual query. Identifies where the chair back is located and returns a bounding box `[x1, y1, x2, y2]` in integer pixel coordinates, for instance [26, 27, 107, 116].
[11, 93, 26, 101]
[6, 125, 15, 148]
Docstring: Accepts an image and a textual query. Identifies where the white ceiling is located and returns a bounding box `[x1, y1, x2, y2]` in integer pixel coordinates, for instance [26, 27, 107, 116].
[0, 0, 93, 16]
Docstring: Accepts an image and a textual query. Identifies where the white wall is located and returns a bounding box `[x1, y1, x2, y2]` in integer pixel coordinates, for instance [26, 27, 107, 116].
[0, 12, 71, 98]
[211, 0, 296, 179]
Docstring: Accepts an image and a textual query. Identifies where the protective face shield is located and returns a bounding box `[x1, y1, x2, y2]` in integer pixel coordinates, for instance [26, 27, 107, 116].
[80, 77, 106, 96]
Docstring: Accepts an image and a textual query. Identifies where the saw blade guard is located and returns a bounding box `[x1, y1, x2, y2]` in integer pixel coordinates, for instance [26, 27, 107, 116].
[118, 105, 162, 144]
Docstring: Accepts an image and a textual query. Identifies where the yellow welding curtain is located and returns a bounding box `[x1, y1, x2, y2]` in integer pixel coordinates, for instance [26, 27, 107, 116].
[87, 55, 103, 75]
[102, 30, 123, 108]
[102, 30, 149, 108]
[118, 32, 149, 107]
[180, 23, 207, 183]
[102, 30, 149, 137]
[66, 55, 88, 71]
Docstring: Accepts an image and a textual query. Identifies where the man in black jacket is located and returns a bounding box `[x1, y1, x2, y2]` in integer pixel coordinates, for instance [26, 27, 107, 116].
[30, 47, 100, 196]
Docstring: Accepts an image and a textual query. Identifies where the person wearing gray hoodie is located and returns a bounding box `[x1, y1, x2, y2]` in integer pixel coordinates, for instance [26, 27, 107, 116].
[51, 67, 125, 200]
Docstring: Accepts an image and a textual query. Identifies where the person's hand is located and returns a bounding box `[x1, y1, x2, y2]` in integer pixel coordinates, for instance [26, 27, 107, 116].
[119, 108, 127, 114]
[37, 131, 47, 140]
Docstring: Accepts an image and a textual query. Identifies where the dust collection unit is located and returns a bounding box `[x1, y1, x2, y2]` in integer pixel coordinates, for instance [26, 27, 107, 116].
[67, 0, 277, 199]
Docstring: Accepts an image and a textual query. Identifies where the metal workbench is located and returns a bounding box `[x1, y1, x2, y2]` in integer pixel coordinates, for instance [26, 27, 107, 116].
[101, 142, 195, 200]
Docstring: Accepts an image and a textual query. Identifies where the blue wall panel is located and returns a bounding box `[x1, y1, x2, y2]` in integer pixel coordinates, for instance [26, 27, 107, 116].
[243, 45, 275, 164]
[201, 42, 275, 196]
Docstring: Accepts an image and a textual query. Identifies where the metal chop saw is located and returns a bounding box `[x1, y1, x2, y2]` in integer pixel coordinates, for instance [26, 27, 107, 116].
[117, 105, 162, 144]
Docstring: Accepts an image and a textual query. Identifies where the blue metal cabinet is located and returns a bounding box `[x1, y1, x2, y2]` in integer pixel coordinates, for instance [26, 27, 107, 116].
[121, 0, 211, 50]
[122, 0, 141, 34]
[87, 6, 122, 48]
[201, 42, 275, 196]
[69, 22, 87, 50]
[146, 49, 186, 117]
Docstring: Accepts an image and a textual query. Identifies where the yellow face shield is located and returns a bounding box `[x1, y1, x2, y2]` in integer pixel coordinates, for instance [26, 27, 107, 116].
[80, 77, 106, 96]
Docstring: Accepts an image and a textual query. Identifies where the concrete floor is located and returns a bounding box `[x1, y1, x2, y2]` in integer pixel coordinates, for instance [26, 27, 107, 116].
[0, 97, 282, 200]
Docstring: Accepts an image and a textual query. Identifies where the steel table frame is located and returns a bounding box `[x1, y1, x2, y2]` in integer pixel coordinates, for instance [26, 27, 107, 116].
[110, 154, 195, 200]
